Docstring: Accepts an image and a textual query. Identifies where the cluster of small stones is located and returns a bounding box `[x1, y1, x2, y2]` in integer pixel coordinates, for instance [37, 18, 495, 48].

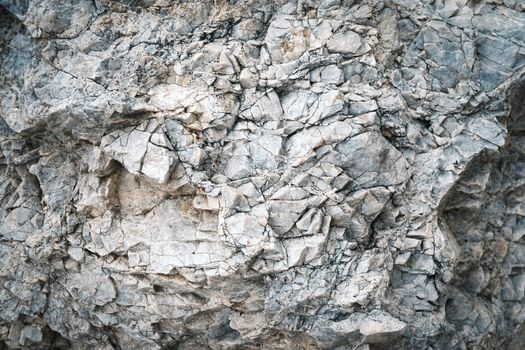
[0, 0, 524, 349]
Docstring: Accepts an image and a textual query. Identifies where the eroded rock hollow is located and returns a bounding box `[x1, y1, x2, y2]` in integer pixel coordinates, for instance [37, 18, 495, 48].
[0, 0, 524, 349]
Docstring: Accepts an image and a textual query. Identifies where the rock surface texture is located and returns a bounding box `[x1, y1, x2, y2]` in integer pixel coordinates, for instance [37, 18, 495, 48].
[0, 0, 525, 349]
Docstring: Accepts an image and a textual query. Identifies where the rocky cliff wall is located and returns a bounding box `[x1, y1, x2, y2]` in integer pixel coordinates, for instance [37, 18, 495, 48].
[0, 0, 525, 349]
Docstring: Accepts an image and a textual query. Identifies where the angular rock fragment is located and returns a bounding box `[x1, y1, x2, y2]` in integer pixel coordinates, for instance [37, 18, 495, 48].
[327, 30, 362, 54]
[101, 121, 177, 184]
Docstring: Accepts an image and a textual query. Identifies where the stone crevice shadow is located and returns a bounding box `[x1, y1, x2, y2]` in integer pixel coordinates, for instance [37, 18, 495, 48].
[438, 80, 525, 349]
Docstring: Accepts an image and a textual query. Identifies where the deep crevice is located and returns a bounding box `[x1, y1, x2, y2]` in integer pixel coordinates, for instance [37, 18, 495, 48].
[436, 77, 525, 348]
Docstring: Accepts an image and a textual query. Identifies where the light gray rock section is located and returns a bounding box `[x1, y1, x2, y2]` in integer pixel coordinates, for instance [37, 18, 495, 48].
[0, 0, 524, 349]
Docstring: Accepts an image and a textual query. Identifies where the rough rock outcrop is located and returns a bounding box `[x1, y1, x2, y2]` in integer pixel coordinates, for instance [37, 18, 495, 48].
[0, 0, 525, 349]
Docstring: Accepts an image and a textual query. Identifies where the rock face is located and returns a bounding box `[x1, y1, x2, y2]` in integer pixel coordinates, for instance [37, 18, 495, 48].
[0, 0, 524, 349]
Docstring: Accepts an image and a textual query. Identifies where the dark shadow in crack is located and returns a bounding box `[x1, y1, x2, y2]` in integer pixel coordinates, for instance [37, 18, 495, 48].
[436, 78, 525, 349]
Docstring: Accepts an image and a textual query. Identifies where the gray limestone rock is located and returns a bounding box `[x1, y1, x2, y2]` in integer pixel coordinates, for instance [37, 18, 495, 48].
[0, 1, 525, 349]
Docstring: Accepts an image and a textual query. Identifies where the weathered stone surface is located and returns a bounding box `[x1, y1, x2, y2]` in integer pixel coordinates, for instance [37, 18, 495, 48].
[1, 1, 525, 349]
